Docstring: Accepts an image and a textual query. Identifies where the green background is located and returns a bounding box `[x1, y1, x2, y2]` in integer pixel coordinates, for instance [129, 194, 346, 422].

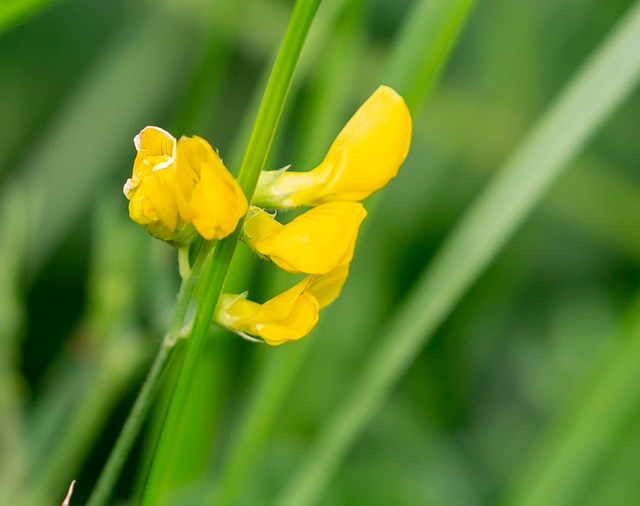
[1, 0, 640, 504]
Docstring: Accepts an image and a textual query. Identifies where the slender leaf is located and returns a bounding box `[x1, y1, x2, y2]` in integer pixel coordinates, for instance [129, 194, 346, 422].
[383, 0, 476, 111]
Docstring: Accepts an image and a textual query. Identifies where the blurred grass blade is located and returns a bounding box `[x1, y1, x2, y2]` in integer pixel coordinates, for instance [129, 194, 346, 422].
[383, 0, 476, 110]
[585, 404, 640, 505]
[0, 0, 62, 33]
[292, 0, 365, 167]
[225, 0, 361, 172]
[275, 2, 640, 505]
[502, 296, 640, 506]
[171, 0, 251, 136]
[14, 197, 150, 505]
[546, 155, 640, 262]
[0, 181, 29, 502]
[20, 337, 148, 505]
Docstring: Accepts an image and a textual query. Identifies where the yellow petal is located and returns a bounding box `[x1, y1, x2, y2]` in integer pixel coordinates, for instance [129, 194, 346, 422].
[253, 86, 412, 208]
[127, 126, 176, 193]
[174, 135, 207, 221]
[135, 126, 176, 158]
[215, 267, 350, 345]
[175, 136, 248, 240]
[248, 202, 367, 275]
[128, 172, 178, 230]
[306, 265, 350, 308]
[218, 278, 320, 345]
[124, 126, 183, 242]
[221, 293, 261, 322]
[252, 292, 319, 345]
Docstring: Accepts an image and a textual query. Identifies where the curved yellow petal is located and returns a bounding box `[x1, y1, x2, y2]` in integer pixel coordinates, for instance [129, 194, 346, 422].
[128, 172, 178, 229]
[175, 136, 248, 240]
[251, 292, 319, 345]
[253, 86, 412, 208]
[124, 126, 183, 242]
[135, 125, 176, 158]
[174, 135, 207, 221]
[127, 126, 176, 192]
[306, 265, 350, 308]
[217, 277, 320, 345]
[246, 202, 367, 275]
[216, 266, 351, 345]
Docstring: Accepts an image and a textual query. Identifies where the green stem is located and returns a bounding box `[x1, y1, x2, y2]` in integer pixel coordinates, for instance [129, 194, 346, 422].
[86, 243, 210, 506]
[139, 1, 321, 504]
[85, 344, 172, 506]
[382, 0, 476, 111]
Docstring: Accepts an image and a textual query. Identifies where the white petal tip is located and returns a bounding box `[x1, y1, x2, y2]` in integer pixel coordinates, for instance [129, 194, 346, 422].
[237, 331, 264, 343]
[123, 178, 137, 197]
[135, 126, 176, 151]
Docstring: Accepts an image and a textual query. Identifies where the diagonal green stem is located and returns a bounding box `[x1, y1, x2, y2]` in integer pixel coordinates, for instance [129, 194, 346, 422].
[382, 0, 476, 111]
[85, 342, 174, 506]
[86, 243, 210, 506]
[275, 1, 640, 504]
[139, 1, 321, 504]
[0, 0, 64, 34]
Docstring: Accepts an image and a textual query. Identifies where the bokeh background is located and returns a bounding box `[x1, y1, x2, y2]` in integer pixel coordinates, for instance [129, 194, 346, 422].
[1, 0, 640, 504]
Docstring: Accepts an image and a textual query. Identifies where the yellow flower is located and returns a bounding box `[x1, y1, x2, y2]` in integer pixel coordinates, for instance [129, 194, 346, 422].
[216, 266, 349, 345]
[242, 202, 367, 275]
[174, 135, 248, 240]
[123, 126, 183, 242]
[124, 126, 248, 242]
[253, 85, 411, 209]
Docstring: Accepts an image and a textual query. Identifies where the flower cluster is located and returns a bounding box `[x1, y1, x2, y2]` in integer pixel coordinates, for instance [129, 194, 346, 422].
[124, 85, 411, 345]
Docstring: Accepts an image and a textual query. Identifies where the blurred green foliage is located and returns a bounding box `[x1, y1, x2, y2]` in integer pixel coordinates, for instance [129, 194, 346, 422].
[1, 0, 639, 505]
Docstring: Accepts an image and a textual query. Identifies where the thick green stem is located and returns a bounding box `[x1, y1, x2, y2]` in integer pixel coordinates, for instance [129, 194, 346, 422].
[139, 1, 321, 504]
